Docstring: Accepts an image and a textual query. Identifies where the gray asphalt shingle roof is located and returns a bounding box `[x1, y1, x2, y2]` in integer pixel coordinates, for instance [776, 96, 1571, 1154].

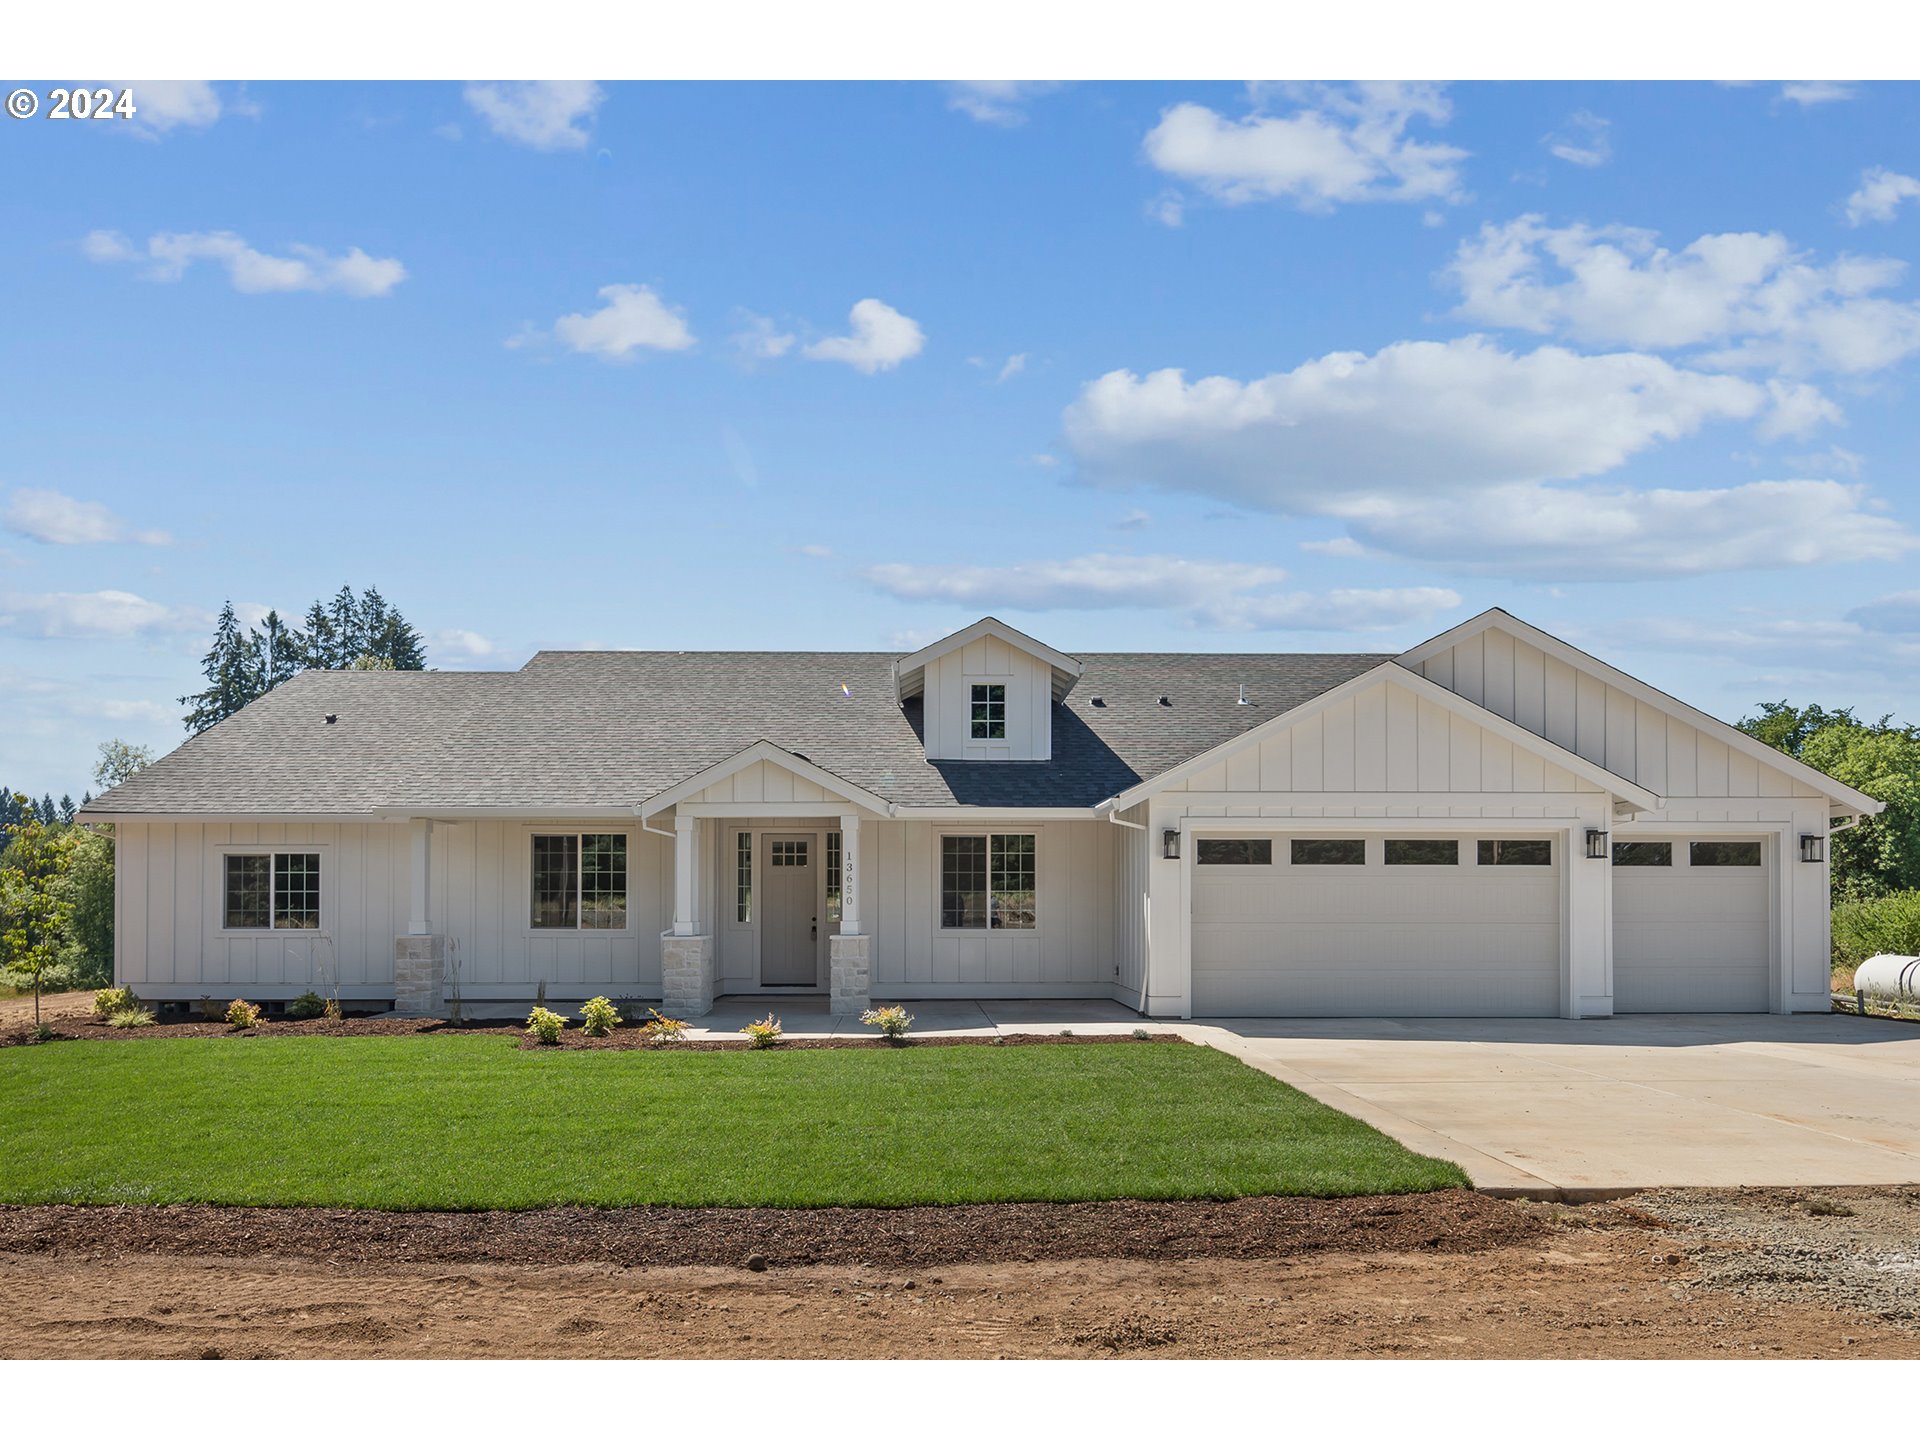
[85, 648, 1390, 816]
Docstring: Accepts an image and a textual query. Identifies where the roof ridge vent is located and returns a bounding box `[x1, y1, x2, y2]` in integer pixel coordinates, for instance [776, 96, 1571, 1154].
[1158, 695, 1171, 707]
[1237, 684, 1249, 705]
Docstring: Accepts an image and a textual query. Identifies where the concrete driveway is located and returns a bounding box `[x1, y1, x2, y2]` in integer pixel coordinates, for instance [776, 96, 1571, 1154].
[1200, 1014, 1920, 1196]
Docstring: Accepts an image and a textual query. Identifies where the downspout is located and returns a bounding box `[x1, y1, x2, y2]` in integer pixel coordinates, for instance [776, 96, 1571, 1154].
[638, 809, 674, 842]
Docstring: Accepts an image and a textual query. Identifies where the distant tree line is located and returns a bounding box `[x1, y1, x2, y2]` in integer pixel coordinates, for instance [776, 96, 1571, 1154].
[181, 584, 427, 734]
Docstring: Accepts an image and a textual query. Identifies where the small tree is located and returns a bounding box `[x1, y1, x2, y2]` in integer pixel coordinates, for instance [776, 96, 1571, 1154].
[92, 739, 154, 792]
[0, 795, 79, 1026]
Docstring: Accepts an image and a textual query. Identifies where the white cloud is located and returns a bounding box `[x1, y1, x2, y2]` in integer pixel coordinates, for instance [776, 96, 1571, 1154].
[946, 82, 1060, 126]
[1064, 337, 1781, 515]
[431, 628, 495, 659]
[545, 283, 695, 360]
[4, 489, 170, 546]
[1147, 191, 1186, 228]
[0, 589, 204, 641]
[1847, 590, 1920, 634]
[1341, 479, 1915, 580]
[85, 229, 406, 297]
[1111, 509, 1150, 531]
[463, 81, 603, 150]
[797, 544, 833, 559]
[732, 311, 795, 361]
[1446, 215, 1920, 374]
[803, 298, 925, 374]
[865, 551, 1458, 632]
[1142, 83, 1467, 214]
[433, 122, 463, 142]
[115, 80, 225, 136]
[997, 353, 1027, 382]
[1300, 536, 1369, 558]
[1845, 167, 1920, 226]
[99, 698, 180, 726]
[1543, 111, 1611, 168]
[1780, 82, 1854, 107]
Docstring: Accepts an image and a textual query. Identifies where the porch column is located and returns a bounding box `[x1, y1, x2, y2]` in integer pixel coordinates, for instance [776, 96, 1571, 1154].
[408, 818, 434, 935]
[829, 810, 871, 1015]
[839, 811, 861, 936]
[394, 818, 445, 1015]
[672, 813, 698, 936]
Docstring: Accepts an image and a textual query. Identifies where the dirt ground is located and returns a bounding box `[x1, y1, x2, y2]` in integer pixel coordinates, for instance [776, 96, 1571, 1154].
[2, 1189, 1917, 1358]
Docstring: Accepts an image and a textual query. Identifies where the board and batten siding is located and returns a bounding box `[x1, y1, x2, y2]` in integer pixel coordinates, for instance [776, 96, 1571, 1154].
[683, 758, 843, 807]
[1408, 629, 1825, 802]
[1159, 683, 1608, 800]
[918, 633, 1054, 761]
[114, 819, 669, 1001]
[864, 817, 1119, 997]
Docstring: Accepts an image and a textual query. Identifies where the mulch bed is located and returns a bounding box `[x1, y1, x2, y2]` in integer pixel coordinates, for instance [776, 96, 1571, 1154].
[0, 1191, 1539, 1270]
[2, 1014, 1183, 1052]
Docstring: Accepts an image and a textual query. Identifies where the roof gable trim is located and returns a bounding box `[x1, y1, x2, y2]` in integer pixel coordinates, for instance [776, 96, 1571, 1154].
[893, 616, 1084, 704]
[638, 740, 892, 818]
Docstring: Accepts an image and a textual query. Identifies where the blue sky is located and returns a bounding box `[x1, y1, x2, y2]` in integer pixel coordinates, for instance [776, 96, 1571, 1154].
[4, 78, 1920, 797]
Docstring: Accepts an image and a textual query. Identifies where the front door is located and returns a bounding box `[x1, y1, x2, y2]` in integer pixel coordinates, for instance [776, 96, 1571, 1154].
[760, 834, 819, 986]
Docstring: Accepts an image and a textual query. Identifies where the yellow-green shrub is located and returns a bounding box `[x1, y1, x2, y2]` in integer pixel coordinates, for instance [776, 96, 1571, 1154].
[225, 998, 261, 1030]
[578, 995, 622, 1037]
[525, 1006, 567, 1045]
[640, 1008, 689, 1043]
[92, 986, 138, 1018]
[740, 1013, 783, 1049]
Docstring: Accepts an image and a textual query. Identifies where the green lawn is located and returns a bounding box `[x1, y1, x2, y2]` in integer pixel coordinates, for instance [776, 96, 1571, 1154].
[0, 1037, 1464, 1209]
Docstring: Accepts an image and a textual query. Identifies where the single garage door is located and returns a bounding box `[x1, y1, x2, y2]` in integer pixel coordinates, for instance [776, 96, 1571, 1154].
[1613, 837, 1771, 1012]
[1191, 835, 1562, 1017]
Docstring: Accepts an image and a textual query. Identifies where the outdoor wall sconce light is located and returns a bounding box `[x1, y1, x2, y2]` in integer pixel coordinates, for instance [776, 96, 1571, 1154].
[1585, 829, 1608, 860]
[1800, 833, 1826, 863]
[1162, 828, 1181, 860]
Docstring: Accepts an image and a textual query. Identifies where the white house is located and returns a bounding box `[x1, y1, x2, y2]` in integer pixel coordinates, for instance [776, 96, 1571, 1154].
[80, 609, 1880, 1020]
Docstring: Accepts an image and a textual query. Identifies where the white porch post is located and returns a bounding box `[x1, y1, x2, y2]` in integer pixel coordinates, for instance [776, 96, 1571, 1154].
[829, 809, 871, 1014]
[672, 813, 698, 936]
[394, 818, 444, 1015]
[407, 818, 434, 936]
[839, 810, 861, 936]
[1564, 815, 1613, 1019]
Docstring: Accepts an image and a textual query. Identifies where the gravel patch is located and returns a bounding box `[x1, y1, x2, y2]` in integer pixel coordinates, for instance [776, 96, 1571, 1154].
[1625, 1186, 1920, 1328]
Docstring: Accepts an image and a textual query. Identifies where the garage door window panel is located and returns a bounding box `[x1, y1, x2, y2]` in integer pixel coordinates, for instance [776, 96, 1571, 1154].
[1291, 838, 1365, 866]
[1198, 839, 1273, 866]
[1385, 839, 1459, 866]
[1613, 841, 1672, 867]
[1690, 841, 1763, 868]
[1477, 839, 1552, 866]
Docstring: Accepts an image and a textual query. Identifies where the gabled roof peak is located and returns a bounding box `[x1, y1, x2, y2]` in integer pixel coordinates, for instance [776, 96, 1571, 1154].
[892, 616, 1085, 704]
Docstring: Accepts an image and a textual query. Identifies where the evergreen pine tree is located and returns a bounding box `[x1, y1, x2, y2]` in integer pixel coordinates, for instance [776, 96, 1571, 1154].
[301, 600, 337, 670]
[361, 587, 427, 669]
[328, 586, 364, 666]
[180, 601, 265, 734]
[58, 795, 76, 823]
[39, 795, 58, 825]
[254, 610, 307, 691]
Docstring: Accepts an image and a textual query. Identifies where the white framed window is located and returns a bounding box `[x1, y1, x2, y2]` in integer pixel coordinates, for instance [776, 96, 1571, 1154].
[223, 851, 322, 931]
[530, 832, 628, 930]
[940, 832, 1036, 930]
[969, 682, 1006, 740]
[735, 831, 753, 923]
[826, 830, 842, 924]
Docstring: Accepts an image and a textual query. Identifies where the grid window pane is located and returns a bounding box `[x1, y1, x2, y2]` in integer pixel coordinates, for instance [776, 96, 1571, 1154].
[224, 854, 271, 929]
[1691, 840, 1762, 868]
[1476, 839, 1553, 867]
[736, 832, 753, 923]
[579, 834, 627, 930]
[1197, 839, 1273, 865]
[942, 835, 988, 929]
[771, 839, 807, 867]
[990, 833, 1036, 930]
[1612, 841, 1672, 867]
[826, 831, 842, 924]
[273, 852, 322, 929]
[531, 834, 579, 929]
[970, 683, 1006, 740]
[1292, 838, 1366, 866]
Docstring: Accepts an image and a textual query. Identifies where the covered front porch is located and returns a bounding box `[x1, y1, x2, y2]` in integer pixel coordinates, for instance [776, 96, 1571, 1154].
[649, 741, 888, 1018]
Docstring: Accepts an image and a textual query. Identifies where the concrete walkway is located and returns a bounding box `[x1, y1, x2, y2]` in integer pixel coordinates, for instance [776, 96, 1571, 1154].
[1201, 1014, 1920, 1197]
[682, 997, 1156, 1039]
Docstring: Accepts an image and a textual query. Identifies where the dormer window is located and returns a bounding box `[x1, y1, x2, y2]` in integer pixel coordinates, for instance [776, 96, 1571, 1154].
[970, 683, 1006, 740]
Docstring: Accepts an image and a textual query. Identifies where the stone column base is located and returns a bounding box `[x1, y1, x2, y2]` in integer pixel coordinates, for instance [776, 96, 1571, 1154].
[393, 935, 445, 1015]
[829, 933, 872, 1015]
[661, 932, 717, 1017]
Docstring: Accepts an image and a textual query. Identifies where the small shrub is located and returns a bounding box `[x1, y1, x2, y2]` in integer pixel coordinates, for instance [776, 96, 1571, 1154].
[323, 997, 342, 1022]
[740, 1013, 783, 1049]
[1058, 1029, 1074, 1037]
[525, 1006, 567, 1045]
[286, 990, 327, 1020]
[1131, 1027, 1151, 1040]
[1832, 889, 1920, 974]
[640, 1008, 689, 1044]
[107, 1007, 155, 1028]
[225, 998, 261, 1031]
[860, 1005, 914, 1040]
[29, 1023, 55, 1044]
[92, 986, 139, 1018]
[579, 995, 623, 1038]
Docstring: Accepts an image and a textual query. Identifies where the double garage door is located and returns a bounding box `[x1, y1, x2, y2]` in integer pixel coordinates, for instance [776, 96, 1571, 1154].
[1190, 832, 1773, 1017]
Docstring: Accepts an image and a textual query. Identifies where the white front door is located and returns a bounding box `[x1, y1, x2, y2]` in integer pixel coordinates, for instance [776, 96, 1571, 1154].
[760, 833, 819, 987]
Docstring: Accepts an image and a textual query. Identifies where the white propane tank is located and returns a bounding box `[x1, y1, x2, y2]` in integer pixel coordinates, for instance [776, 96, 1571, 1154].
[1854, 954, 1920, 1000]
